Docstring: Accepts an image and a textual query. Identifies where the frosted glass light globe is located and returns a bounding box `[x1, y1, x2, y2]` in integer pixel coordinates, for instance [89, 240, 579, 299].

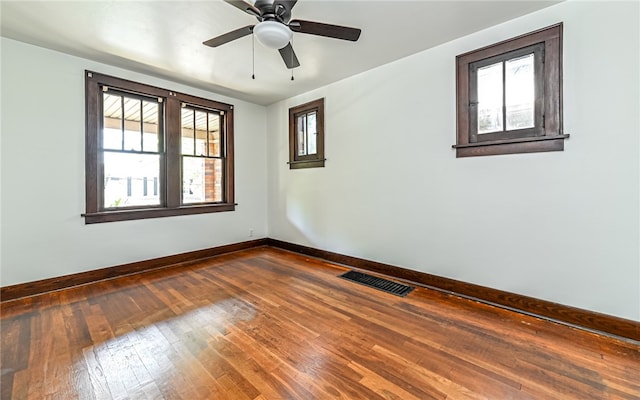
[254, 21, 292, 49]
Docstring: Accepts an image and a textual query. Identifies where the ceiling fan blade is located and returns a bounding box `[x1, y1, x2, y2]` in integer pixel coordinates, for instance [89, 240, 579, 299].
[289, 19, 361, 41]
[224, 0, 261, 17]
[278, 42, 300, 69]
[203, 25, 254, 47]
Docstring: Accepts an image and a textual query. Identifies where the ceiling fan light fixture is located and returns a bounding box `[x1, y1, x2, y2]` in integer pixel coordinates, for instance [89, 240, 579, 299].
[254, 20, 292, 49]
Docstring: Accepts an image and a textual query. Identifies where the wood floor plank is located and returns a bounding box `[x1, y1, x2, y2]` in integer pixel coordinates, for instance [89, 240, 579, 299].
[81, 345, 112, 399]
[1, 315, 31, 400]
[43, 307, 76, 399]
[1, 247, 638, 399]
[23, 309, 52, 399]
[128, 324, 188, 400]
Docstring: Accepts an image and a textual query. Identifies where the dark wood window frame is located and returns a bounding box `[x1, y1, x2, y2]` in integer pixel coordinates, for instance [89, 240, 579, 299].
[454, 23, 569, 157]
[288, 98, 325, 169]
[84, 71, 235, 224]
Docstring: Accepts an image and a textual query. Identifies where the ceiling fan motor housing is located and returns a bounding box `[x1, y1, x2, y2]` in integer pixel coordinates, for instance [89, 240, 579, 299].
[254, 0, 293, 23]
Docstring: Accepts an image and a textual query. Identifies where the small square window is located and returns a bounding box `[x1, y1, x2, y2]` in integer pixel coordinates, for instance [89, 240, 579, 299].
[453, 23, 569, 157]
[289, 98, 325, 169]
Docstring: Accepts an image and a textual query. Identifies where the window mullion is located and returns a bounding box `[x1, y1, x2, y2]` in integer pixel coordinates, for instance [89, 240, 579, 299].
[308, 112, 312, 155]
[219, 112, 225, 158]
[206, 111, 210, 157]
[191, 109, 196, 155]
[502, 60, 507, 133]
[165, 97, 182, 208]
[304, 113, 309, 156]
[139, 99, 144, 151]
[120, 96, 125, 150]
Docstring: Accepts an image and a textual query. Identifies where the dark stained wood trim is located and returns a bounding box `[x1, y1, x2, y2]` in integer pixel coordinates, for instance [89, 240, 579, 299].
[455, 23, 566, 158]
[0, 239, 268, 302]
[224, 103, 235, 205]
[83, 70, 236, 224]
[453, 134, 570, 148]
[288, 98, 325, 169]
[4, 237, 637, 341]
[82, 203, 237, 224]
[454, 136, 567, 158]
[165, 95, 182, 209]
[265, 238, 640, 342]
[84, 72, 99, 215]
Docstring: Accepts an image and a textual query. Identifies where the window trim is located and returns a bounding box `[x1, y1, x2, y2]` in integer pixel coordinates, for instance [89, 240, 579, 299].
[454, 23, 568, 157]
[99, 87, 167, 210]
[469, 43, 545, 142]
[180, 102, 227, 205]
[288, 98, 325, 169]
[84, 71, 235, 224]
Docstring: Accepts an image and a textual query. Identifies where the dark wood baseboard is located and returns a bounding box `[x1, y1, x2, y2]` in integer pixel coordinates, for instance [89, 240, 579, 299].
[0, 238, 268, 302]
[3, 236, 637, 341]
[266, 238, 640, 342]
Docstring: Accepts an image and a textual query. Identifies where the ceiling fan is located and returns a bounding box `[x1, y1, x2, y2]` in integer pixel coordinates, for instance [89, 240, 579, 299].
[203, 0, 361, 69]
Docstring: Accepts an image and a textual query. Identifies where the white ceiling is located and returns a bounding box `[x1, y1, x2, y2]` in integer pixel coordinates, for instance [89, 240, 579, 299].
[0, 1, 560, 105]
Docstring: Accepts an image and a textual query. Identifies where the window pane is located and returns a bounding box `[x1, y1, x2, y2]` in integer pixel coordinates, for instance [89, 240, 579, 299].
[104, 152, 160, 208]
[103, 93, 122, 150]
[142, 100, 159, 152]
[124, 130, 142, 152]
[103, 128, 122, 150]
[123, 97, 142, 151]
[208, 113, 220, 157]
[182, 156, 223, 204]
[297, 114, 307, 156]
[307, 111, 317, 155]
[506, 53, 535, 130]
[195, 110, 207, 156]
[181, 108, 195, 155]
[477, 62, 503, 134]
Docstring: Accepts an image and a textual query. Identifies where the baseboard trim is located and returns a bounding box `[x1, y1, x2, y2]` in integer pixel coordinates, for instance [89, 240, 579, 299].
[266, 238, 640, 342]
[3, 237, 637, 341]
[0, 238, 268, 302]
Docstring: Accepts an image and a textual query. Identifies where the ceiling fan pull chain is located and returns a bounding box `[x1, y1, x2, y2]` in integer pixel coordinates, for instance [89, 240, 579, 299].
[252, 32, 256, 80]
[290, 37, 295, 81]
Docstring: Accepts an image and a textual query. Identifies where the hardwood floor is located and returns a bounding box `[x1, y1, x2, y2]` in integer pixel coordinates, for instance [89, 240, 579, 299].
[1, 247, 639, 399]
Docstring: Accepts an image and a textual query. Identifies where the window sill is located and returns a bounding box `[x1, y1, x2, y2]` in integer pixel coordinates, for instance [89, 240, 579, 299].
[83, 203, 236, 224]
[453, 134, 570, 157]
[288, 158, 326, 169]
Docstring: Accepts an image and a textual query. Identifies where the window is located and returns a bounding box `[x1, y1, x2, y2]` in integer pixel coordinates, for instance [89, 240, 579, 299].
[180, 105, 225, 204]
[84, 71, 234, 223]
[454, 23, 568, 157]
[101, 90, 163, 209]
[289, 98, 325, 169]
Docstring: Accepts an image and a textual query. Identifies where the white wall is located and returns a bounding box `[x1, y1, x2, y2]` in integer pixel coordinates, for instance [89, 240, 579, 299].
[0, 38, 268, 286]
[266, 1, 640, 321]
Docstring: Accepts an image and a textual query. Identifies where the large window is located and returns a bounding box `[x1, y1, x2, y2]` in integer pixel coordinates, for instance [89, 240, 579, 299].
[454, 23, 568, 157]
[84, 71, 234, 223]
[288, 98, 325, 169]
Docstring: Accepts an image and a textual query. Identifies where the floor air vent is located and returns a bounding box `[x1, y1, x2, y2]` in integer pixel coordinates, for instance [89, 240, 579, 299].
[339, 270, 414, 297]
